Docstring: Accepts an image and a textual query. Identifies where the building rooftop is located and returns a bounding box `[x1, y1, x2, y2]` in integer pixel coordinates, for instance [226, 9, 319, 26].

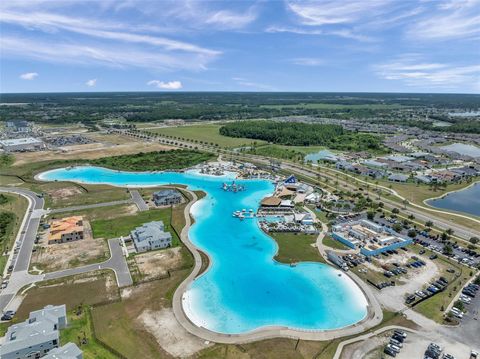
[261, 196, 282, 207]
[44, 342, 82, 359]
[0, 137, 43, 146]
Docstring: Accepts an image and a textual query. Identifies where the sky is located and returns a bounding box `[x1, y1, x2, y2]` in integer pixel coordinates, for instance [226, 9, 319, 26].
[1, 0, 479, 93]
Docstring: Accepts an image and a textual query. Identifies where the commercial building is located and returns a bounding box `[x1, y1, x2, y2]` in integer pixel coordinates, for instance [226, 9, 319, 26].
[130, 221, 172, 252]
[0, 305, 82, 359]
[0, 137, 44, 152]
[332, 219, 412, 256]
[6, 120, 31, 133]
[152, 189, 182, 206]
[48, 216, 85, 245]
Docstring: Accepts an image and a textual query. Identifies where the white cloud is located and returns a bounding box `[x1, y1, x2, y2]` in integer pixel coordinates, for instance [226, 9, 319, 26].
[85, 78, 97, 87]
[374, 56, 480, 89]
[1, 36, 215, 71]
[147, 80, 183, 89]
[286, 0, 389, 26]
[290, 58, 325, 66]
[19, 72, 38, 80]
[407, 0, 480, 41]
[232, 77, 276, 91]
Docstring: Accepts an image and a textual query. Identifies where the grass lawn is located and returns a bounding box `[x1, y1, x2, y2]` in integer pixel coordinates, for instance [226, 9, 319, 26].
[91, 207, 180, 245]
[323, 235, 350, 250]
[150, 124, 265, 148]
[61, 308, 116, 359]
[0, 175, 24, 186]
[270, 232, 325, 264]
[0, 193, 28, 273]
[47, 203, 137, 223]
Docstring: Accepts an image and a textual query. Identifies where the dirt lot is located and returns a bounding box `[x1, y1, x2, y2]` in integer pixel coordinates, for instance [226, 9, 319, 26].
[31, 221, 109, 272]
[134, 247, 183, 280]
[138, 308, 211, 358]
[13, 133, 173, 166]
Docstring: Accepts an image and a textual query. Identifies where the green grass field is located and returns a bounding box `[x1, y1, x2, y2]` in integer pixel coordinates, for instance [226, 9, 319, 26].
[270, 232, 325, 264]
[91, 207, 180, 245]
[322, 235, 350, 250]
[150, 124, 266, 148]
[0, 193, 28, 273]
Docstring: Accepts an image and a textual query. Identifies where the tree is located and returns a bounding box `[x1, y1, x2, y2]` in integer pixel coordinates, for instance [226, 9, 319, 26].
[470, 237, 479, 245]
[443, 243, 453, 255]
[393, 223, 403, 233]
[441, 232, 449, 242]
[425, 220, 433, 227]
[392, 208, 400, 214]
[367, 211, 375, 220]
[407, 229, 417, 238]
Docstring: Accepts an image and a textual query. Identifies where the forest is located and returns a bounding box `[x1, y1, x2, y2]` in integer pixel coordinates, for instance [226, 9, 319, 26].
[220, 121, 385, 151]
[1, 92, 479, 133]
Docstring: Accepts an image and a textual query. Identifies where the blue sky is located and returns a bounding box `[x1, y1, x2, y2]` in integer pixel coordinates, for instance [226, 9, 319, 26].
[1, 0, 479, 93]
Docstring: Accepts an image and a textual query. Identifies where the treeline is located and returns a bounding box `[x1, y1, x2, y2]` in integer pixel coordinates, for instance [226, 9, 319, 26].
[0, 212, 15, 246]
[220, 121, 384, 151]
[90, 150, 214, 171]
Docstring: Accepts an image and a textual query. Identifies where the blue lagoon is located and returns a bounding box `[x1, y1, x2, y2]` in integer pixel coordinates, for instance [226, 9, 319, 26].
[39, 166, 368, 334]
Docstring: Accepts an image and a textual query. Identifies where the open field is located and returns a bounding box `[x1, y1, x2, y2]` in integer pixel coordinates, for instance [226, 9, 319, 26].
[48, 203, 138, 223]
[270, 232, 326, 264]
[0, 193, 28, 273]
[30, 182, 131, 209]
[0, 175, 24, 186]
[150, 124, 266, 148]
[12, 132, 174, 166]
[322, 235, 351, 250]
[92, 268, 194, 359]
[61, 307, 117, 359]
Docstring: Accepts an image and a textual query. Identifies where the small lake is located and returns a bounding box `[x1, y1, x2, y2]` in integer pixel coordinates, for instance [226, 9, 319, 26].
[39, 166, 368, 334]
[439, 143, 480, 158]
[426, 183, 480, 217]
[305, 149, 338, 163]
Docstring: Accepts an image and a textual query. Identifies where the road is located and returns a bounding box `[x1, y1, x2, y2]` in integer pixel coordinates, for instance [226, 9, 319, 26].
[129, 189, 149, 211]
[136, 130, 479, 241]
[0, 187, 132, 314]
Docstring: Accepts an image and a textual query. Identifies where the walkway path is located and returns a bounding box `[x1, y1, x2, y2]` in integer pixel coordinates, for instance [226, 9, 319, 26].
[171, 190, 384, 343]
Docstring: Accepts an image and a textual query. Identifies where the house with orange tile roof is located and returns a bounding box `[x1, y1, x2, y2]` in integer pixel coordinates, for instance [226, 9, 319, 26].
[48, 216, 85, 245]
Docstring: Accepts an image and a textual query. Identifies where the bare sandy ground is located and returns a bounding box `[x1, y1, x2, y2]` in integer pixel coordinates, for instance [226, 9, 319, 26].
[13, 134, 173, 166]
[134, 247, 183, 280]
[138, 308, 211, 358]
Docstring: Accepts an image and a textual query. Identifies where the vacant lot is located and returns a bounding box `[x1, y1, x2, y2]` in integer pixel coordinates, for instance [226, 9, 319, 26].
[133, 247, 183, 280]
[150, 124, 265, 148]
[31, 220, 109, 272]
[13, 132, 173, 166]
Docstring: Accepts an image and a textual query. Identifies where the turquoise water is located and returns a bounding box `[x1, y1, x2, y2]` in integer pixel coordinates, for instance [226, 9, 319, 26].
[39, 166, 367, 334]
[426, 183, 480, 217]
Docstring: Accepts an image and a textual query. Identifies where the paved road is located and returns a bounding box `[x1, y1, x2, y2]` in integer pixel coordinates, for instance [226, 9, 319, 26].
[0, 187, 132, 313]
[49, 199, 132, 214]
[129, 189, 149, 211]
[0, 187, 45, 312]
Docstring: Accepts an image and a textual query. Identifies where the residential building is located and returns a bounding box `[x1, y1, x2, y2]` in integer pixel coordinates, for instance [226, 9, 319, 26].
[43, 343, 83, 359]
[0, 305, 69, 359]
[152, 189, 183, 206]
[48, 216, 85, 245]
[388, 173, 409, 183]
[6, 120, 30, 133]
[0, 137, 44, 152]
[130, 221, 172, 252]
